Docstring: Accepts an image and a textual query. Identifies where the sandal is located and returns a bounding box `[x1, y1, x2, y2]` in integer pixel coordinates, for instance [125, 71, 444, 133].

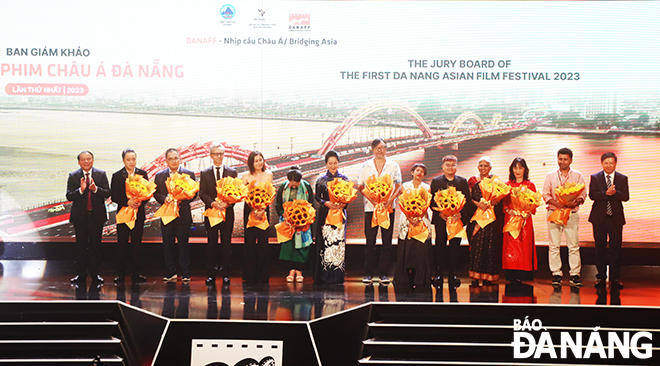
[286, 270, 295, 283]
[295, 270, 304, 283]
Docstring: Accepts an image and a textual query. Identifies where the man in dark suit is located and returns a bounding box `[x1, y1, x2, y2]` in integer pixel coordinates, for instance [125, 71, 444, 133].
[111, 148, 149, 284]
[588, 152, 629, 289]
[200, 144, 238, 286]
[430, 155, 473, 288]
[66, 151, 111, 283]
[154, 148, 197, 283]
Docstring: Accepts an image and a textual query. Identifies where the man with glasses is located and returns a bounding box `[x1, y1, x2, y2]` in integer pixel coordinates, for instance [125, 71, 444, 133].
[154, 148, 197, 283]
[200, 144, 238, 286]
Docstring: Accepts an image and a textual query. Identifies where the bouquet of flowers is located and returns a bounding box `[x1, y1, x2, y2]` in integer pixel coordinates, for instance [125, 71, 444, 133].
[362, 174, 394, 229]
[325, 178, 358, 228]
[154, 173, 199, 225]
[275, 199, 316, 243]
[503, 185, 543, 239]
[203, 177, 247, 227]
[470, 177, 511, 233]
[115, 175, 157, 230]
[398, 187, 432, 242]
[245, 180, 276, 230]
[547, 182, 586, 226]
[432, 186, 467, 240]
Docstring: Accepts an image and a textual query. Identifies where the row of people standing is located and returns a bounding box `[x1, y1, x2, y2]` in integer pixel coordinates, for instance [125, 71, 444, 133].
[67, 142, 628, 290]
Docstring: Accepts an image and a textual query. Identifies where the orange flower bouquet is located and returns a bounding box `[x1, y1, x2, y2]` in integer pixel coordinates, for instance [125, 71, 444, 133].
[245, 180, 276, 230]
[154, 173, 199, 225]
[547, 182, 585, 226]
[275, 199, 316, 243]
[470, 177, 511, 233]
[432, 186, 467, 240]
[399, 187, 432, 242]
[503, 186, 543, 239]
[362, 174, 394, 229]
[325, 178, 358, 228]
[115, 175, 157, 230]
[203, 177, 247, 227]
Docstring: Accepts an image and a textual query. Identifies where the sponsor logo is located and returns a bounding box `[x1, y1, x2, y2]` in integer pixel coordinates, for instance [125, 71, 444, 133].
[289, 14, 310, 31]
[221, 4, 236, 20]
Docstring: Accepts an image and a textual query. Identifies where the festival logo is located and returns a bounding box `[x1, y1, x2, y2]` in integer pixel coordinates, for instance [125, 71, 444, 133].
[191, 339, 282, 366]
[289, 14, 310, 31]
[220, 4, 235, 19]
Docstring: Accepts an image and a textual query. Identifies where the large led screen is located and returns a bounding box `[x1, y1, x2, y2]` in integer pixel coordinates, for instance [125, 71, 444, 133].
[1, 1, 658, 243]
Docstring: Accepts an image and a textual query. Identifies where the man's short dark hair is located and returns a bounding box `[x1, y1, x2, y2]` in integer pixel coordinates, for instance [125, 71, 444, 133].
[165, 148, 179, 158]
[77, 150, 94, 161]
[122, 148, 136, 159]
[601, 152, 617, 162]
[557, 147, 573, 159]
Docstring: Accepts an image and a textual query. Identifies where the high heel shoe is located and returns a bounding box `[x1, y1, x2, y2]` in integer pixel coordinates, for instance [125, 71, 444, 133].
[286, 270, 295, 283]
[295, 270, 304, 283]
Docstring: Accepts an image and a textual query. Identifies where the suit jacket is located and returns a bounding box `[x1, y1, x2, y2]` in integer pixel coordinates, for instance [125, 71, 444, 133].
[588, 171, 629, 226]
[66, 167, 111, 225]
[430, 174, 473, 226]
[154, 167, 197, 225]
[199, 165, 238, 222]
[111, 167, 150, 222]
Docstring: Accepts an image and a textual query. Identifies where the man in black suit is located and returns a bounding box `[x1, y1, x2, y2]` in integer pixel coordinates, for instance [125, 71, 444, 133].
[200, 144, 238, 286]
[154, 148, 197, 283]
[430, 155, 473, 288]
[110, 148, 149, 284]
[66, 151, 111, 283]
[588, 152, 629, 289]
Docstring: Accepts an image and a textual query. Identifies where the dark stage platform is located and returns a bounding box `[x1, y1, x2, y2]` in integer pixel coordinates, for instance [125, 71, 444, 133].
[1, 260, 660, 365]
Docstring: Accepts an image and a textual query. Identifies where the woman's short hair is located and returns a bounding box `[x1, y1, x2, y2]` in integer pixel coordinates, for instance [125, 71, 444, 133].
[287, 166, 302, 182]
[410, 163, 427, 175]
[122, 148, 136, 160]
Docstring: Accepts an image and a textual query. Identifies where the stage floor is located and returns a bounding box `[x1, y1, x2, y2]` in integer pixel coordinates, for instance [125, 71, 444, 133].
[1, 260, 659, 320]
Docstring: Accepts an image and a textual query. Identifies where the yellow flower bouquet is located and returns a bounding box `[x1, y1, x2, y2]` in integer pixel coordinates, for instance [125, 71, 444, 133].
[503, 185, 543, 239]
[275, 199, 316, 243]
[398, 187, 432, 242]
[203, 177, 247, 227]
[325, 178, 358, 228]
[154, 173, 199, 225]
[362, 174, 394, 229]
[470, 177, 511, 232]
[245, 180, 276, 230]
[547, 182, 585, 226]
[115, 175, 157, 230]
[432, 186, 467, 240]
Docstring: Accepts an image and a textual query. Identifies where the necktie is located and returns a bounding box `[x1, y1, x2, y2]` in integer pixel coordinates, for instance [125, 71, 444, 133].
[606, 175, 613, 216]
[85, 172, 92, 211]
[216, 166, 221, 181]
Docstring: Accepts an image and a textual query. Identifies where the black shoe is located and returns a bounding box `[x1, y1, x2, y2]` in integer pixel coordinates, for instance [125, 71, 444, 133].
[379, 276, 390, 284]
[552, 275, 562, 288]
[222, 276, 231, 285]
[114, 275, 125, 284]
[131, 275, 147, 284]
[206, 276, 215, 286]
[483, 280, 493, 286]
[611, 279, 624, 289]
[471, 280, 479, 286]
[595, 279, 606, 289]
[448, 275, 461, 287]
[432, 275, 443, 286]
[570, 275, 583, 288]
[362, 276, 373, 284]
[93, 275, 104, 284]
[163, 274, 177, 282]
[70, 275, 83, 283]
